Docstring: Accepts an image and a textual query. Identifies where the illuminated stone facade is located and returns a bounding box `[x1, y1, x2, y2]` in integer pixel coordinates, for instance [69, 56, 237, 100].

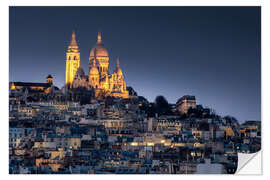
[66, 32, 129, 99]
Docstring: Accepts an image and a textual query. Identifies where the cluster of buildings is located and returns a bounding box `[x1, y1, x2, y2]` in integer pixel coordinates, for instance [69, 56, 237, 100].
[9, 32, 261, 174]
[9, 90, 261, 174]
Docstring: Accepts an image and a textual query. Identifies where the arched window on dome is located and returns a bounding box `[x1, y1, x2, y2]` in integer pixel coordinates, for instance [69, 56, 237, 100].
[69, 56, 71, 60]
[74, 56, 76, 60]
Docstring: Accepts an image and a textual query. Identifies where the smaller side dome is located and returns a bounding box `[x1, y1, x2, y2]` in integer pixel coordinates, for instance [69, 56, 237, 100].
[90, 66, 99, 75]
[89, 59, 99, 75]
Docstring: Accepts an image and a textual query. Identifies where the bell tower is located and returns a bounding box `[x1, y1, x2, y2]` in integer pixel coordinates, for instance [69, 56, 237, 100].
[65, 31, 81, 87]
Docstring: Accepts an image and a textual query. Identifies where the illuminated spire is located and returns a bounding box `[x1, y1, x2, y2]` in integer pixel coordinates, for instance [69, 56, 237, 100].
[70, 31, 78, 46]
[116, 58, 120, 68]
[97, 32, 102, 44]
[93, 59, 97, 67]
[114, 58, 123, 76]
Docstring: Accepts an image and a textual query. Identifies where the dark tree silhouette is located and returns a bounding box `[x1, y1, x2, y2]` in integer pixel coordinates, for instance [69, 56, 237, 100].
[154, 95, 172, 116]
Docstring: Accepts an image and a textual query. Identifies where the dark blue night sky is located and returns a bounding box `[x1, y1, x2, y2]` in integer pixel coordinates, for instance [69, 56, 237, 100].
[9, 7, 261, 122]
